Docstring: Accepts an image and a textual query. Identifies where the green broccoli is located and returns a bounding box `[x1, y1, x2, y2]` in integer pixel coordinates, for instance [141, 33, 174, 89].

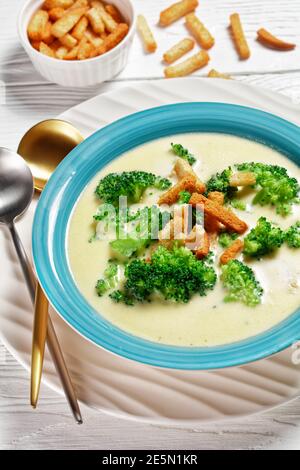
[110, 238, 150, 258]
[110, 244, 217, 304]
[218, 231, 239, 248]
[236, 162, 299, 216]
[95, 171, 171, 206]
[109, 290, 134, 306]
[96, 262, 119, 296]
[230, 198, 246, 211]
[243, 217, 285, 257]
[178, 190, 192, 204]
[109, 206, 171, 259]
[221, 260, 263, 306]
[205, 167, 237, 200]
[93, 204, 133, 239]
[171, 143, 196, 166]
[285, 221, 300, 248]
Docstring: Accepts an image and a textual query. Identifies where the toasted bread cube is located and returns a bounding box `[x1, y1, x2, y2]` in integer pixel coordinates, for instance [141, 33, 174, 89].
[220, 239, 244, 264]
[229, 171, 256, 187]
[189, 193, 248, 234]
[163, 38, 195, 64]
[43, 0, 74, 8]
[51, 7, 87, 38]
[84, 27, 104, 48]
[77, 36, 93, 59]
[87, 7, 105, 34]
[185, 13, 214, 50]
[229, 13, 250, 60]
[28, 10, 49, 41]
[59, 32, 78, 48]
[159, 0, 199, 27]
[137, 15, 157, 53]
[55, 46, 68, 59]
[42, 21, 55, 44]
[105, 4, 123, 23]
[164, 50, 209, 78]
[91, 1, 118, 32]
[64, 44, 79, 59]
[48, 7, 65, 21]
[72, 15, 89, 40]
[90, 23, 128, 56]
[39, 41, 55, 57]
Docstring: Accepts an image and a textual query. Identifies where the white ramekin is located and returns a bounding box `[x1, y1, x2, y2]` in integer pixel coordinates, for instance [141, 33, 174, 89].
[17, 0, 136, 87]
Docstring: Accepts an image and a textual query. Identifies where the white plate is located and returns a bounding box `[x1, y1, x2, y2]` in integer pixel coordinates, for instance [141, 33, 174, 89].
[1, 78, 300, 426]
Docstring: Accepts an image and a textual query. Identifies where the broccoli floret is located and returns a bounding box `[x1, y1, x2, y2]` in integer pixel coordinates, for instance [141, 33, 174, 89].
[178, 190, 192, 204]
[94, 204, 170, 249]
[230, 198, 246, 211]
[206, 167, 237, 200]
[96, 262, 119, 296]
[171, 143, 196, 165]
[95, 171, 171, 206]
[206, 162, 299, 215]
[109, 206, 171, 259]
[243, 217, 285, 257]
[93, 204, 133, 240]
[130, 206, 170, 240]
[285, 221, 300, 248]
[110, 245, 217, 304]
[110, 238, 150, 258]
[218, 231, 239, 248]
[109, 290, 134, 306]
[236, 162, 299, 216]
[203, 251, 215, 264]
[221, 260, 263, 306]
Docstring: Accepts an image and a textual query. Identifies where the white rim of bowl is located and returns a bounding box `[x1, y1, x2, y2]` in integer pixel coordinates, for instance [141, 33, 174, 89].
[17, 0, 137, 64]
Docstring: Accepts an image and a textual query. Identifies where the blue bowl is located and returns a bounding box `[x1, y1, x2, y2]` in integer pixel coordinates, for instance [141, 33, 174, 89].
[32, 103, 300, 370]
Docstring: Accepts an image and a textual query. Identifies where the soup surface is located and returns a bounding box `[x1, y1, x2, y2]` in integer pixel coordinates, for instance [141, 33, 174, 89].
[68, 133, 300, 347]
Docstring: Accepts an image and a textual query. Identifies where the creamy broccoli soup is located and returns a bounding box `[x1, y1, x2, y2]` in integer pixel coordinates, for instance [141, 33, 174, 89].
[68, 133, 300, 347]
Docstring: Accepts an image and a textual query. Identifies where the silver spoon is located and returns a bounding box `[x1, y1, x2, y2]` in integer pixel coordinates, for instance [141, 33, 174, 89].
[0, 147, 82, 424]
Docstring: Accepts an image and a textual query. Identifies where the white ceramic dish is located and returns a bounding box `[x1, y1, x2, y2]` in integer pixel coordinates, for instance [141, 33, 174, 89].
[1, 78, 300, 425]
[17, 0, 136, 87]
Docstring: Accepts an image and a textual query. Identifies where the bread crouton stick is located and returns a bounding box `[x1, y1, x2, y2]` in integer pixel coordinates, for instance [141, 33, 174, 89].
[257, 28, 296, 51]
[174, 158, 196, 179]
[220, 239, 244, 264]
[189, 192, 248, 234]
[163, 38, 195, 64]
[159, 0, 199, 27]
[205, 191, 224, 233]
[185, 225, 210, 258]
[137, 15, 157, 53]
[185, 13, 214, 50]
[208, 69, 232, 79]
[90, 23, 129, 56]
[208, 191, 225, 205]
[164, 50, 209, 78]
[229, 171, 256, 187]
[229, 13, 250, 60]
[51, 7, 88, 38]
[158, 174, 205, 206]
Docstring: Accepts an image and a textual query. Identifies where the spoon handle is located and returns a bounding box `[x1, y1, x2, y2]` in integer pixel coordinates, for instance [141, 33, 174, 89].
[8, 222, 83, 424]
[9, 222, 36, 302]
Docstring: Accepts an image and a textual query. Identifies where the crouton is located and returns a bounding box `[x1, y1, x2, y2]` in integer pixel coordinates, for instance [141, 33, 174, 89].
[189, 193, 248, 234]
[220, 239, 244, 264]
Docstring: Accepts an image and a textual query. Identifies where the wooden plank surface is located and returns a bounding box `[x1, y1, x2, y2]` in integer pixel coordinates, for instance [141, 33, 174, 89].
[1, 0, 300, 450]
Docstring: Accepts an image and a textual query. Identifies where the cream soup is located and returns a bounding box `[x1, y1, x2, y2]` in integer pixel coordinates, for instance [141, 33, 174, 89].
[68, 133, 300, 347]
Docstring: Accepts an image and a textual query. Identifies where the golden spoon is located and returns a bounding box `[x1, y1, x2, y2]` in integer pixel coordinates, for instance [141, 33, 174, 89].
[17, 119, 84, 419]
[18, 119, 84, 192]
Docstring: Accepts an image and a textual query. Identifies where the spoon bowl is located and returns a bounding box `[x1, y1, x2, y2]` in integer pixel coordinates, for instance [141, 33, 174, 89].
[0, 147, 34, 224]
[17, 120, 84, 191]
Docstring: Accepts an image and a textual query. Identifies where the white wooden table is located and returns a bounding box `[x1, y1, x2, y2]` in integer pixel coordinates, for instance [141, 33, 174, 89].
[1, 0, 300, 450]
